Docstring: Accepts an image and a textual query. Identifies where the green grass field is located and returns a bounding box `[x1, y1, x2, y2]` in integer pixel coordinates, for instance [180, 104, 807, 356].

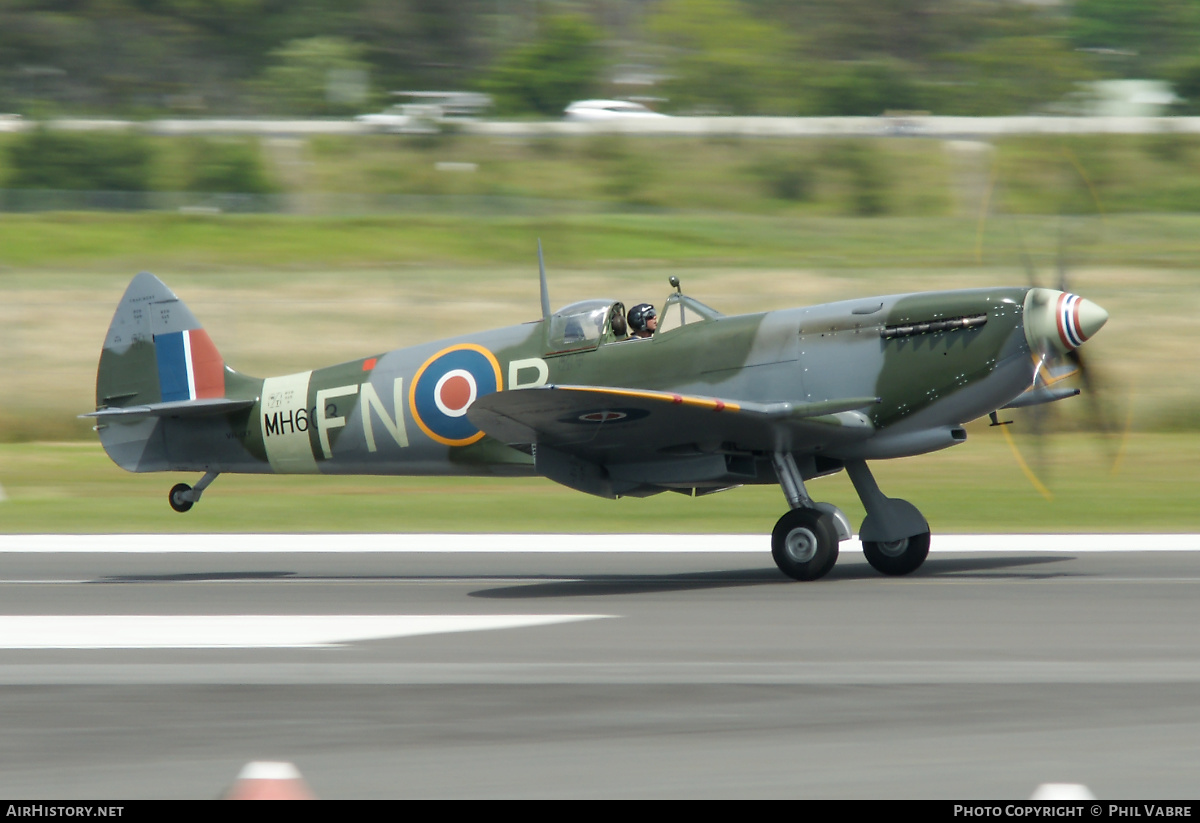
[4, 210, 1200, 270]
[0, 431, 1195, 534]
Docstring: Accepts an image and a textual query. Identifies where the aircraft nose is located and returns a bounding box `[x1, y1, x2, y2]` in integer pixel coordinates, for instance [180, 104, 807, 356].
[1072, 296, 1109, 344]
[1023, 288, 1108, 355]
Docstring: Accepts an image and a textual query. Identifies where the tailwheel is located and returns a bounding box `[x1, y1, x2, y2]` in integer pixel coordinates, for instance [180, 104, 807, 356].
[771, 508, 839, 581]
[168, 483, 194, 513]
[862, 531, 931, 576]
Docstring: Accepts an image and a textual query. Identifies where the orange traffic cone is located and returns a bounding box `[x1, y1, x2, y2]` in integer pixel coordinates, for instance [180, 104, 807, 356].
[223, 761, 315, 800]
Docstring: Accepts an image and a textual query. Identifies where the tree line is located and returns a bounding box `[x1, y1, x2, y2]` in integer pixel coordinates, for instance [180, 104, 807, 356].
[2, 1, 1199, 118]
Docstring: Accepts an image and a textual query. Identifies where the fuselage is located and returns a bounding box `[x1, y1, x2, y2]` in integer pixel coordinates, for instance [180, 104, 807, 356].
[90, 272, 1108, 579]
[103, 285, 1068, 480]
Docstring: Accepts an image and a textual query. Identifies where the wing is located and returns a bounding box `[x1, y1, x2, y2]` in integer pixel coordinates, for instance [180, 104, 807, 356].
[468, 385, 877, 464]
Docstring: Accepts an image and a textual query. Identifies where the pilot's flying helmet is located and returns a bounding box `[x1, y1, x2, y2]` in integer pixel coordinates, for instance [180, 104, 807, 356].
[627, 303, 656, 333]
[610, 302, 628, 337]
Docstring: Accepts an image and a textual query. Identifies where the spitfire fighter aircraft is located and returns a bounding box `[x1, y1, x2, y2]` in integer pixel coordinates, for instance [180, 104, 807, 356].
[87, 254, 1107, 581]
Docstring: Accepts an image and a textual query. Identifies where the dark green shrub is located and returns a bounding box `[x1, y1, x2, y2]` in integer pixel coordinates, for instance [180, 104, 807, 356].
[751, 155, 815, 202]
[183, 138, 278, 194]
[812, 60, 923, 117]
[6, 127, 154, 191]
[824, 141, 890, 216]
[1167, 56, 1200, 115]
[483, 15, 604, 117]
[1141, 132, 1192, 164]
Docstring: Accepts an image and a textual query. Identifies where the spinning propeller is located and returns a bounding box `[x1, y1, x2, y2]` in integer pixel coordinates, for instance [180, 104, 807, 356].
[977, 151, 1127, 499]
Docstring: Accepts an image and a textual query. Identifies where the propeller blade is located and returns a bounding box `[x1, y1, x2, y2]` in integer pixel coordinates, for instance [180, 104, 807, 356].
[975, 166, 1043, 288]
[999, 420, 1054, 502]
[1056, 217, 1070, 293]
[1066, 349, 1101, 423]
[537, 239, 550, 321]
[990, 148, 1116, 496]
[974, 162, 999, 265]
[1110, 384, 1135, 477]
[1027, 399, 1052, 489]
[1067, 346, 1127, 473]
[1015, 220, 1040, 289]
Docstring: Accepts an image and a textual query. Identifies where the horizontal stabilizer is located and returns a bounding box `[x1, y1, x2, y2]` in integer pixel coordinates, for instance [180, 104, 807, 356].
[81, 397, 257, 421]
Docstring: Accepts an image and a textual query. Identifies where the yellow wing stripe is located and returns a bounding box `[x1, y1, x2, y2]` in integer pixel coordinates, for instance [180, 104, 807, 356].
[558, 386, 741, 413]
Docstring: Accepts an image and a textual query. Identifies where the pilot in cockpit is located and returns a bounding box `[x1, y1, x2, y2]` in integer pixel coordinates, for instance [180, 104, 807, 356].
[627, 303, 657, 339]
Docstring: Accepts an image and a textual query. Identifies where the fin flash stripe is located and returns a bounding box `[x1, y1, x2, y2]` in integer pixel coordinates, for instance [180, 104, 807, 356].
[155, 329, 224, 403]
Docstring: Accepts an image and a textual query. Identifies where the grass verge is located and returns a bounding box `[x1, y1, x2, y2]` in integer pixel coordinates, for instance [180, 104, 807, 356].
[1, 432, 1196, 534]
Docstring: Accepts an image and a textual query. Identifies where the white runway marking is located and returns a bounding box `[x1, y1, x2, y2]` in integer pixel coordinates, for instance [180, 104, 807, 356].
[0, 533, 1198, 553]
[0, 614, 612, 649]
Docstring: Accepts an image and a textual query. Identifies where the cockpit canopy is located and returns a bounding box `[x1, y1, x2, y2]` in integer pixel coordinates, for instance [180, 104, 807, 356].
[657, 293, 723, 334]
[544, 292, 724, 354]
[546, 299, 624, 354]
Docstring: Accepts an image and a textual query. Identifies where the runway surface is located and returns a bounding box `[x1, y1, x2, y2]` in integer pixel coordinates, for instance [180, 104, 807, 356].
[0, 533, 1198, 799]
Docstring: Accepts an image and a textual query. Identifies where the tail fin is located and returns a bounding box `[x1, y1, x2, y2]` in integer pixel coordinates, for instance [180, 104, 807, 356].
[88, 272, 256, 472]
[95, 272, 229, 409]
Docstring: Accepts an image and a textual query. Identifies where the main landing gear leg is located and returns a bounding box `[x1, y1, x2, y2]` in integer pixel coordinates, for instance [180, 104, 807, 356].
[845, 460, 931, 576]
[769, 452, 846, 582]
[168, 470, 219, 513]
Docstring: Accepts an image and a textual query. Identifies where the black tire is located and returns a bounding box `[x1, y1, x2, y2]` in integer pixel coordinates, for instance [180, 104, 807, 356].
[862, 531, 931, 576]
[771, 508, 839, 581]
[168, 482, 194, 513]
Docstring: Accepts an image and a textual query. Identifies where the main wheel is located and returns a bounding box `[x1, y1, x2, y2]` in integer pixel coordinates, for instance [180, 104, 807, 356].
[862, 531, 930, 576]
[771, 508, 839, 581]
[168, 482, 194, 513]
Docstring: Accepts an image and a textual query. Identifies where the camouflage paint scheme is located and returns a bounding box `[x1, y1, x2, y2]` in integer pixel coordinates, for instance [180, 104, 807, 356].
[86, 272, 1107, 580]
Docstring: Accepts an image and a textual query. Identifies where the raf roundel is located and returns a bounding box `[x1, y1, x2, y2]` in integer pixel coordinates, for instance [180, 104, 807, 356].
[408, 344, 502, 446]
[559, 407, 650, 426]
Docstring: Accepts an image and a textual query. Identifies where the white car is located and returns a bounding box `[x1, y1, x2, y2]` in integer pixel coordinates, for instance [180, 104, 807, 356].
[564, 99, 668, 121]
[355, 105, 439, 134]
